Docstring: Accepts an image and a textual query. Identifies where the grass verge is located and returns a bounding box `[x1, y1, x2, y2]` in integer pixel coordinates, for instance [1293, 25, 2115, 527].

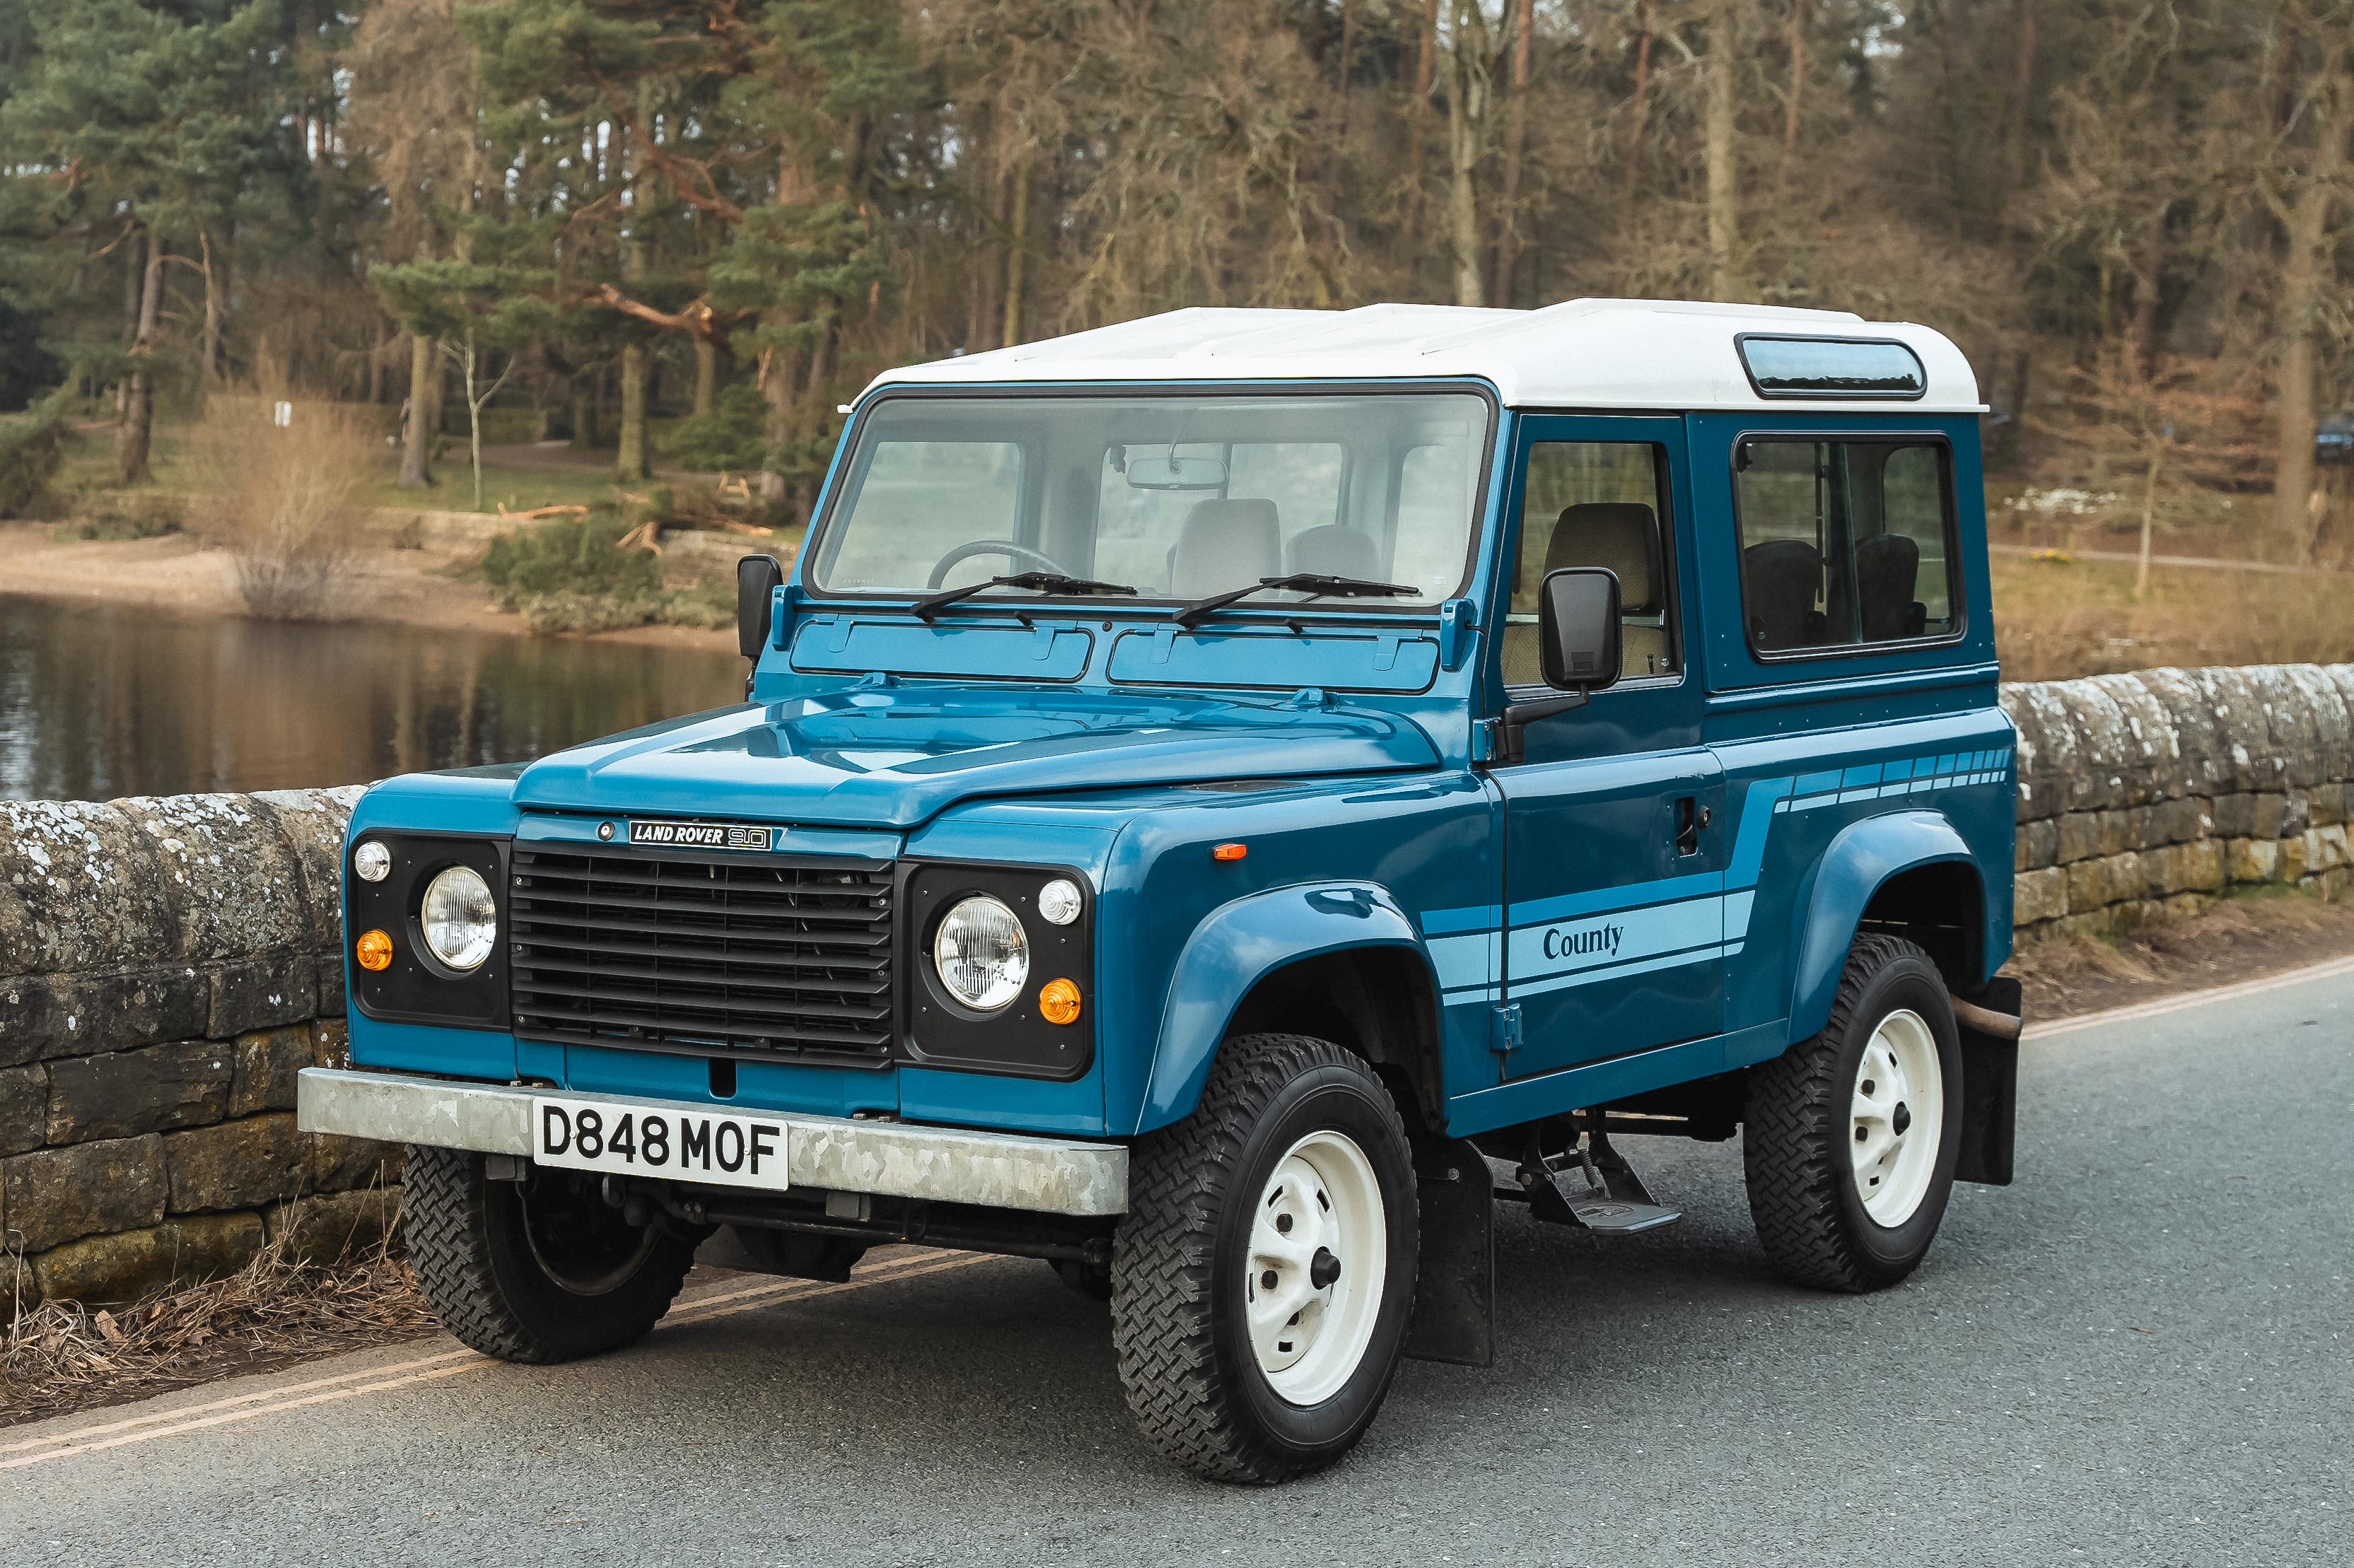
[2, 1227, 435, 1429]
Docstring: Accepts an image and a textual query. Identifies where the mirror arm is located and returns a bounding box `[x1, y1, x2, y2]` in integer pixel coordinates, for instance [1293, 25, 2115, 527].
[1493, 688, 1589, 765]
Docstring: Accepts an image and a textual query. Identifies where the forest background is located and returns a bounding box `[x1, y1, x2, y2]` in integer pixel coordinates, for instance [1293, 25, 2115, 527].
[1, 0, 2351, 590]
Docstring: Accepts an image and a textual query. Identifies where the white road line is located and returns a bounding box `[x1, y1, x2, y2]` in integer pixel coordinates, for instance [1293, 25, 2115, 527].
[1, 1251, 995, 1473]
[2024, 952, 2354, 1041]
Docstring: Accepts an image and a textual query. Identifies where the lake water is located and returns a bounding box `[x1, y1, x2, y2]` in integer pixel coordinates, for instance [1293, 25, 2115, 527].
[0, 595, 745, 802]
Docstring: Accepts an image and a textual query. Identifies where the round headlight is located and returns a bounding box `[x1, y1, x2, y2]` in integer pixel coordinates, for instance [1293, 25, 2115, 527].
[420, 866, 498, 971]
[933, 895, 1028, 1010]
[1037, 877, 1083, 927]
[353, 841, 391, 883]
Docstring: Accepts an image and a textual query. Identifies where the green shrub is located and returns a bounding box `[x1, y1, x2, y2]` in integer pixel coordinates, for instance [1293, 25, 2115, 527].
[482, 513, 663, 607]
[665, 384, 767, 472]
[54, 488, 185, 540]
[0, 391, 69, 519]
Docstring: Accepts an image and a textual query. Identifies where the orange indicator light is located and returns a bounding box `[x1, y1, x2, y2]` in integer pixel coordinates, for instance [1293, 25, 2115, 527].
[356, 929, 394, 972]
[1211, 843, 1248, 862]
[1038, 978, 1083, 1026]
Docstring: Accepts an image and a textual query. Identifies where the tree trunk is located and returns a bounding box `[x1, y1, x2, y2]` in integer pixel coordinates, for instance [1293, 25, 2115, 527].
[198, 229, 227, 389]
[1703, 0, 1744, 302]
[569, 375, 599, 452]
[2005, 0, 2037, 199]
[1002, 154, 1032, 349]
[2128, 199, 2167, 380]
[1442, 0, 1486, 308]
[2273, 78, 2348, 557]
[693, 338, 718, 418]
[1623, 0, 1657, 204]
[1782, 0, 1807, 168]
[397, 331, 436, 488]
[117, 228, 144, 419]
[615, 87, 656, 481]
[1489, 0, 1535, 306]
[115, 234, 165, 486]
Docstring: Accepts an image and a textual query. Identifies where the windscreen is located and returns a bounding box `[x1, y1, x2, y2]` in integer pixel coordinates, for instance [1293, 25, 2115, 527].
[809, 391, 1491, 607]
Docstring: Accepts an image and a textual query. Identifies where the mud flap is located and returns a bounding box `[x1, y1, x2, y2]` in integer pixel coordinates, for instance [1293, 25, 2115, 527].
[1404, 1137, 1493, 1367]
[1953, 976, 2020, 1186]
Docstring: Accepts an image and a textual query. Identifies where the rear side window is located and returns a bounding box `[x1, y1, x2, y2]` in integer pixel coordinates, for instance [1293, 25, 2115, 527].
[1733, 437, 1959, 654]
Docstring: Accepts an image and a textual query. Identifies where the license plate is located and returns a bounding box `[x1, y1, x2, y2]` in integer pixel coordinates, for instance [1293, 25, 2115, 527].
[531, 1096, 789, 1192]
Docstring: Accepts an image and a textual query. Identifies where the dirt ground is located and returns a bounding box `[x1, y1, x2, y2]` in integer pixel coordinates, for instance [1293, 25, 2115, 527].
[0, 522, 735, 655]
[2003, 886, 2354, 1021]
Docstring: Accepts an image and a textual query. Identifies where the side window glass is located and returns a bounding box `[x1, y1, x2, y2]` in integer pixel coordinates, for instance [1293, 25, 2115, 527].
[1503, 441, 1677, 686]
[1735, 438, 1957, 653]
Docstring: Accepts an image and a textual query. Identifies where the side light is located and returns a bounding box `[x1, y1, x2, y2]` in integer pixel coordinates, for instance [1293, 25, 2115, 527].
[1037, 978, 1083, 1026]
[1212, 842, 1248, 862]
[356, 929, 393, 972]
[353, 841, 391, 882]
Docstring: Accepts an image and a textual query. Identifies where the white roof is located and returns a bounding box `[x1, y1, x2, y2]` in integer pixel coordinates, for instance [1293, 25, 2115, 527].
[866, 298, 1983, 414]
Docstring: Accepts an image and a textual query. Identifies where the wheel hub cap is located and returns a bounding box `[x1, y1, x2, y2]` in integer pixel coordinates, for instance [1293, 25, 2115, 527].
[1245, 1130, 1386, 1406]
[1848, 1008, 1945, 1227]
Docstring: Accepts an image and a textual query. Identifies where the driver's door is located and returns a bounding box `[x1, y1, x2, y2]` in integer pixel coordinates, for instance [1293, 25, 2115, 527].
[1489, 416, 1726, 1082]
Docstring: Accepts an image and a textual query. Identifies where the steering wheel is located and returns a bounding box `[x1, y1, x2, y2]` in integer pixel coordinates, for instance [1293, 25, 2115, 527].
[926, 539, 1072, 588]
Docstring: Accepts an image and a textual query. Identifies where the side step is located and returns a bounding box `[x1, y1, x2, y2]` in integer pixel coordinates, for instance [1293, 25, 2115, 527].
[1487, 1130, 1682, 1235]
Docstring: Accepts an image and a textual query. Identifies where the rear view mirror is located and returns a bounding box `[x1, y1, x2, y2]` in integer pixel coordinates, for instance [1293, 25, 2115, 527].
[737, 554, 784, 660]
[1123, 450, 1229, 491]
[1538, 567, 1623, 691]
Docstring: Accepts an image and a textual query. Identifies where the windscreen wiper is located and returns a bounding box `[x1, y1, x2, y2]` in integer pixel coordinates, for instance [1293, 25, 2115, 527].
[910, 571, 1138, 622]
[1174, 573, 1421, 628]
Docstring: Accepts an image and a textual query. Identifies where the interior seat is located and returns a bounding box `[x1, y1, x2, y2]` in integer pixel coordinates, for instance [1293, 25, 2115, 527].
[1853, 532, 1928, 640]
[1742, 538, 1824, 650]
[1503, 502, 1668, 685]
[1285, 523, 1385, 583]
[1170, 498, 1280, 598]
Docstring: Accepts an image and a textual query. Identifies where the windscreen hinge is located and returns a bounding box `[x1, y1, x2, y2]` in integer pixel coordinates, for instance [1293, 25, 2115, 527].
[1488, 1001, 1523, 1058]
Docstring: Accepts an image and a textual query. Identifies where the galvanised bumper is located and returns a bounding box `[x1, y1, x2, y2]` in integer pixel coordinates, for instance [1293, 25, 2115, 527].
[296, 1067, 1129, 1217]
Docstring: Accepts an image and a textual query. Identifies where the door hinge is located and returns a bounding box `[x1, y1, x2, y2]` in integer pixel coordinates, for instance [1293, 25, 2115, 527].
[1489, 1001, 1523, 1057]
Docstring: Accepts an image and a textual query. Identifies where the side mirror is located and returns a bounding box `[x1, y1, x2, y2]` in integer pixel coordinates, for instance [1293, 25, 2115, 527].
[1537, 566, 1622, 691]
[1492, 567, 1621, 766]
[737, 554, 784, 660]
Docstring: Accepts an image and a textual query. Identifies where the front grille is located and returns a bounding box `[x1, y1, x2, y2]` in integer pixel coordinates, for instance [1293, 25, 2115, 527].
[509, 845, 895, 1064]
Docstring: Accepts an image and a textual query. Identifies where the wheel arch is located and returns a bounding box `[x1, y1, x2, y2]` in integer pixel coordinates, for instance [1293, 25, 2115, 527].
[1787, 810, 1985, 1042]
[1132, 884, 1445, 1137]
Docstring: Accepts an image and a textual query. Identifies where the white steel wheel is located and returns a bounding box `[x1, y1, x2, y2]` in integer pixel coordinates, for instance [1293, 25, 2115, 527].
[1245, 1128, 1387, 1406]
[1848, 1007, 1945, 1227]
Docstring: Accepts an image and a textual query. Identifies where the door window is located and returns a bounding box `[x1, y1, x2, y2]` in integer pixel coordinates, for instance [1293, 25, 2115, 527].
[1503, 441, 1678, 686]
[1733, 437, 1959, 653]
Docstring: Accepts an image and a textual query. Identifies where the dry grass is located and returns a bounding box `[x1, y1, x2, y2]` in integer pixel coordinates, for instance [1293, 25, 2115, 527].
[1, 1226, 436, 1429]
[187, 392, 384, 621]
[1993, 552, 2354, 681]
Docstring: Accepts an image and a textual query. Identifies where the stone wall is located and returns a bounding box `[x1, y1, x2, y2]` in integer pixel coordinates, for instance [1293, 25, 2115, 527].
[4, 661, 2350, 1309]
[1, 789, 399, 1311]
[2003, 665, 2354, 938]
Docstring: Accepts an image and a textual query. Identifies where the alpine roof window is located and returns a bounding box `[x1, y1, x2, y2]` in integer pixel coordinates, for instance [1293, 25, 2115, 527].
[1737, 336, 1928, 401]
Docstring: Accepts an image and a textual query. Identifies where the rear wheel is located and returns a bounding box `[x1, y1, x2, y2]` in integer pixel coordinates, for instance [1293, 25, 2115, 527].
[1111, 1034, 1418, 1483]
[403, 1145, 699, 1363]
[1743, 935, 1964, 1292]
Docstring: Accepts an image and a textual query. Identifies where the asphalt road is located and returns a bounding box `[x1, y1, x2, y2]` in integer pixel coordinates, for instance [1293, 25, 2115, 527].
[8, 969, 2350, 1567]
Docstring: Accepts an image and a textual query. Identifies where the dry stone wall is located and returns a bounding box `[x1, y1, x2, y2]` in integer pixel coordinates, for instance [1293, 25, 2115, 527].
[3, 661, 2350, 1310]
[1, 789, 399, 1311]
[2002, 665, 2354, 937]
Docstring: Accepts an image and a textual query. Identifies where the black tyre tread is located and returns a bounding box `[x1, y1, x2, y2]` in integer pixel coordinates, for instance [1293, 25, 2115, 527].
[402, 1144, 692, 1364]
[1110, 1034, 1414, 1484]
[1743, 933, 1939, 1293]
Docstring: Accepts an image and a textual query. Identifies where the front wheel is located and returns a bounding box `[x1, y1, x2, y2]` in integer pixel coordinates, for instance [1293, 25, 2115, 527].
[1111, 1034, 1418, 1483]
[403, 1145, 700, 1363]
[1743, 935, 1964, 1292]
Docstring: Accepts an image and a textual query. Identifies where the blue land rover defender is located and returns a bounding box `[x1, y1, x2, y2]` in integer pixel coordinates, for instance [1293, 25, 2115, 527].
[301, 300, 2022, 1482]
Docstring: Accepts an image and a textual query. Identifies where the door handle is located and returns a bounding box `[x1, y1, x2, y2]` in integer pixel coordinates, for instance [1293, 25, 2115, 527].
[1674, 797, 1710, 857]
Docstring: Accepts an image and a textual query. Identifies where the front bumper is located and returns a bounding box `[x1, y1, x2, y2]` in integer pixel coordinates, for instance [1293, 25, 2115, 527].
[296, 1067, 1129, 1217]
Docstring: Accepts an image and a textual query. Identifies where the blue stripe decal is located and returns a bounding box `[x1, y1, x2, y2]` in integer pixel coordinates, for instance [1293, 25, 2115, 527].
[1420, 903, 1502, 937]
[1508, 869, 1723, 928]
[1508, 942, 1742, 1000]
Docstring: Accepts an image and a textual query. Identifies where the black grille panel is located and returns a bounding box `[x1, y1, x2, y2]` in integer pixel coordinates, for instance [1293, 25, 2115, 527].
[510, 845, 894, 1064]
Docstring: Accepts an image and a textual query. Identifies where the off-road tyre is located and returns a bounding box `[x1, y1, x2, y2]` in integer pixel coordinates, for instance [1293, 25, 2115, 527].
[404, 1144, 699, 1364]
[1111, 1034, 1418, 1484]
[1743, 935, 1964, 1292]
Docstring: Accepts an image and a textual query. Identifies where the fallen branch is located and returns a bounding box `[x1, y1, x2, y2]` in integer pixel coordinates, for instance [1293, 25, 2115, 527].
[496, 503, 593, 521]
